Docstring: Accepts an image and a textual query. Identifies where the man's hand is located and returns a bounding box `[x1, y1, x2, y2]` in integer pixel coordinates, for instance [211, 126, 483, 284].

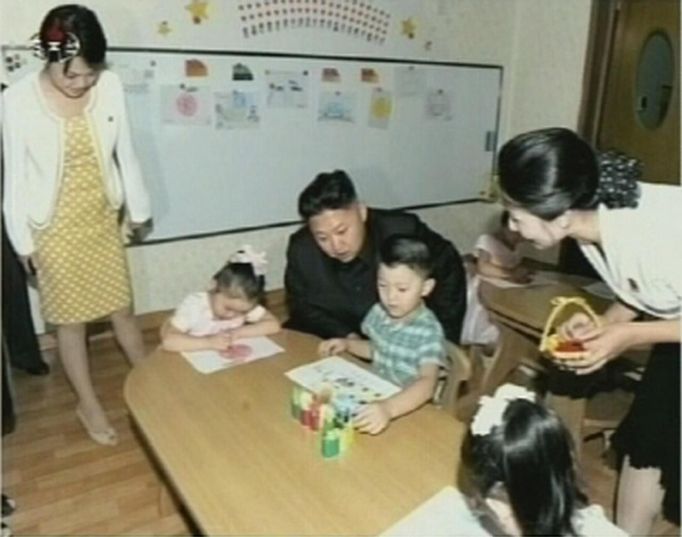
[19, 254, 36, 275]
[318, 338, 349, 357]
[353, 401, 391, 435]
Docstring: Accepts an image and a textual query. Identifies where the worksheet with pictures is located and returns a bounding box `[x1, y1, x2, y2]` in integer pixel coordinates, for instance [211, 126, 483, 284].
[285, 356, 401, 404]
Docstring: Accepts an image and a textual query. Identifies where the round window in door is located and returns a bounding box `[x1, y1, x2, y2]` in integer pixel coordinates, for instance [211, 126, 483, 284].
[635, 31, 675, 129]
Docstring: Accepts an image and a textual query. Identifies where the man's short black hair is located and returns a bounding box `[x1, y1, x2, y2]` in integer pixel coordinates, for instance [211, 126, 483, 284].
[298, 170, 358, 220]
[379, 235, 434, 279]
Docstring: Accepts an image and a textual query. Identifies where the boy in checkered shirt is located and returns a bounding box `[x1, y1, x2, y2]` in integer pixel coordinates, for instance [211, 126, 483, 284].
[319, 234, 447, 434]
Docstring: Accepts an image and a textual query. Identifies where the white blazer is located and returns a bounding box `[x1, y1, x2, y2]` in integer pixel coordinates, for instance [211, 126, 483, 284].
[2, 70, 151, 256]
[580, 182, 682, 319]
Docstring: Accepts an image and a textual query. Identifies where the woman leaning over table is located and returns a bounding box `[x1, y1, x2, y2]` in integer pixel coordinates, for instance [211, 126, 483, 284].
[2, 5, 150, 446]
[496, 127, 681, 536]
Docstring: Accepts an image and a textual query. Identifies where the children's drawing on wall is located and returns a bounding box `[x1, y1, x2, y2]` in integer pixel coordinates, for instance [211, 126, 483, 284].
[425, 88, 453, 121]
[368, 88, 392, 129]
[112, 61, 153, 95]
[318, 91, 356, 123]
[161, 85, 212, 126]
[232, 63, 254, 81]
[265, 69, 309, 108]
[185, 59, 208, 78]
[361, 68, 379, 84]
[214, 90, 260, 130]
[238, 0, 389, 43]
[186, 0, 209, 24]
[394, 65, 425, 98]
[321, 67, 341, 83]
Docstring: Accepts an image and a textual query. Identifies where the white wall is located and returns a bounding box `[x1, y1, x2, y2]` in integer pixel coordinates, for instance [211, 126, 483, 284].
[1, 0, 589, 325]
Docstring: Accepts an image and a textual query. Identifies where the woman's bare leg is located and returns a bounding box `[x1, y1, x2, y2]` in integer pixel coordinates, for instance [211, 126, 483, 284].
[57, 322, 115, 438]
[615, 455, 665, 535]
[110, 306, 146, 365]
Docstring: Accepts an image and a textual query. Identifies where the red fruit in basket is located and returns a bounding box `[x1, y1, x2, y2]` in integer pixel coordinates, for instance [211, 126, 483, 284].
[555, 340, 585, 353]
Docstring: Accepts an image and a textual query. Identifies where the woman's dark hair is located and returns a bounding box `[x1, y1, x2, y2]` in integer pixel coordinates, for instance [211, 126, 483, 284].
[498, 128, 640, 220]
[39, 4, 107, 67]
[212, 262, 265, 303]
[379, 235, 433, 279]
[298, 170, 358, 220]
[460, 398, 587, 536]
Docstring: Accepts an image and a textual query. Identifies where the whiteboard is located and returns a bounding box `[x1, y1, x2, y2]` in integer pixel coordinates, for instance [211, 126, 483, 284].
[2, 47, 502, 242]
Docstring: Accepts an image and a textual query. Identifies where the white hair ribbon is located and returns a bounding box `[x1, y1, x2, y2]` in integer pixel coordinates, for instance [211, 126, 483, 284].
[30, 31, 81, 63]
[229, 244, 267, 277]
[470, 384, 536, 437]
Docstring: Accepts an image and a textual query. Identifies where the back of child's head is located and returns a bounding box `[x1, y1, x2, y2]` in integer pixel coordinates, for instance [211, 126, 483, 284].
[460, 384, 587, 536]
[212, 245, 267, 303]
[379, 235, 433, 279]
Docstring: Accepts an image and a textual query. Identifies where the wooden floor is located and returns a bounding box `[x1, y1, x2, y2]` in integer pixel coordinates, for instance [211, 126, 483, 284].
[2, 322, 679, 536]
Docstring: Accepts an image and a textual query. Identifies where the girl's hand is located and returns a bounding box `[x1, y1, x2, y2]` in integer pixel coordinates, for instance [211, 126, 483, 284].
[19, 254, 36, 275]
[318, 338, 348, 357]
[557, 312, 600, 341]
[353, 402, 391, 435]
[209, 331, 233, 351]
[562, 322, 635, 375]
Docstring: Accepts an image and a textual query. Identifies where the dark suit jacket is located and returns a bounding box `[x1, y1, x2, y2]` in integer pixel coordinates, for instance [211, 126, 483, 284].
[284, 208, 467, 343]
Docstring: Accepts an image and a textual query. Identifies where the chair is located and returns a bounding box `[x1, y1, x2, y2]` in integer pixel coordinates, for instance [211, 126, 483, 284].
[437, 341, 473, 418]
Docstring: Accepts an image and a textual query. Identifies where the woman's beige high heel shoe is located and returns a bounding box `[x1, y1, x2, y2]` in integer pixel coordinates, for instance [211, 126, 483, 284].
[75, 406, 118, 446]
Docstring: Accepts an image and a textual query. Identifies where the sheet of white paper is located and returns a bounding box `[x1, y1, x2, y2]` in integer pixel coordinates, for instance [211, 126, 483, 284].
[285, 356, 401, 402]
[182, 336, 284, 374]
[379, 486, 488, 537]
[479, 270, 560, 289]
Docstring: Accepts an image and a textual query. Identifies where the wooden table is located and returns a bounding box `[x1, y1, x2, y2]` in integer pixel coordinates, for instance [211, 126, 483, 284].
[124, 330, 464, 536]
[477, 274, 610, 448]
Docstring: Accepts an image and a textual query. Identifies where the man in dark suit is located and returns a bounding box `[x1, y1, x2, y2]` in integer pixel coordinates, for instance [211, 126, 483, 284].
[284, 170, 467, 343]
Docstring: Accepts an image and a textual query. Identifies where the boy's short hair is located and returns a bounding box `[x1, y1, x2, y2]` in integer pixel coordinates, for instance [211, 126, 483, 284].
[298, 170, 358, 220]
[379, 235, 433, 279]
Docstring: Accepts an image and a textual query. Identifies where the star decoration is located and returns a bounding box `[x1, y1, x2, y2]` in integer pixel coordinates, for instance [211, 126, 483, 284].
[186, 0, 209, 24]
[158, 20, 172, 36]
[401, 17, 416, 39]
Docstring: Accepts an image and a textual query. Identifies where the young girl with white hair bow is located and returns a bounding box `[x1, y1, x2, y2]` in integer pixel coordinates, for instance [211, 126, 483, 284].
[161, 245, 280, 355]
[459, 384, 627, 537]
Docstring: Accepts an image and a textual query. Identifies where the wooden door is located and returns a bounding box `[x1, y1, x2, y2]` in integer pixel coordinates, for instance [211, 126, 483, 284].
[598, 0, 680, 184]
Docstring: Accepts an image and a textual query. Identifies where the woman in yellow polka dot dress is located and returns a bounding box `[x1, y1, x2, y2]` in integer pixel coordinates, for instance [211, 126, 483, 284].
[2, 5, 151, 445]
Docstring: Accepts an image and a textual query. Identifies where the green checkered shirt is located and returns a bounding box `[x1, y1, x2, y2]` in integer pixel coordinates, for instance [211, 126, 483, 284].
[361, 303, 446, 387]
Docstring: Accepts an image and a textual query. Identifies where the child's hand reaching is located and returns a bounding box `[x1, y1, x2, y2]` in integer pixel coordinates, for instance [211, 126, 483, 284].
[318, 338, 348, 357]
[209, 331, 233, 352]
[353, 402, 391, 435]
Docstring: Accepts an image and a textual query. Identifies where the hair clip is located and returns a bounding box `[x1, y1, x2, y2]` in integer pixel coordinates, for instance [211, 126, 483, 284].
[229, 244, 268, 277]
[470, 384, 536, 437]
[29, 31, 81, 63]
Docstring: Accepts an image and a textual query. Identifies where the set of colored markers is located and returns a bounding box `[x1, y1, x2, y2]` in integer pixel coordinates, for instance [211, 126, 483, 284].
[290, 385, 356, 458]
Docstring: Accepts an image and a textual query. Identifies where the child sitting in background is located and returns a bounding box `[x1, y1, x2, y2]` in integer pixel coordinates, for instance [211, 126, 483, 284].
[474, 211, 530, 283]
[318, 235, 447, 435]
[161, 245, 280, 354]
[461, 211, 530, 347]
[460, 384, 627, 537]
